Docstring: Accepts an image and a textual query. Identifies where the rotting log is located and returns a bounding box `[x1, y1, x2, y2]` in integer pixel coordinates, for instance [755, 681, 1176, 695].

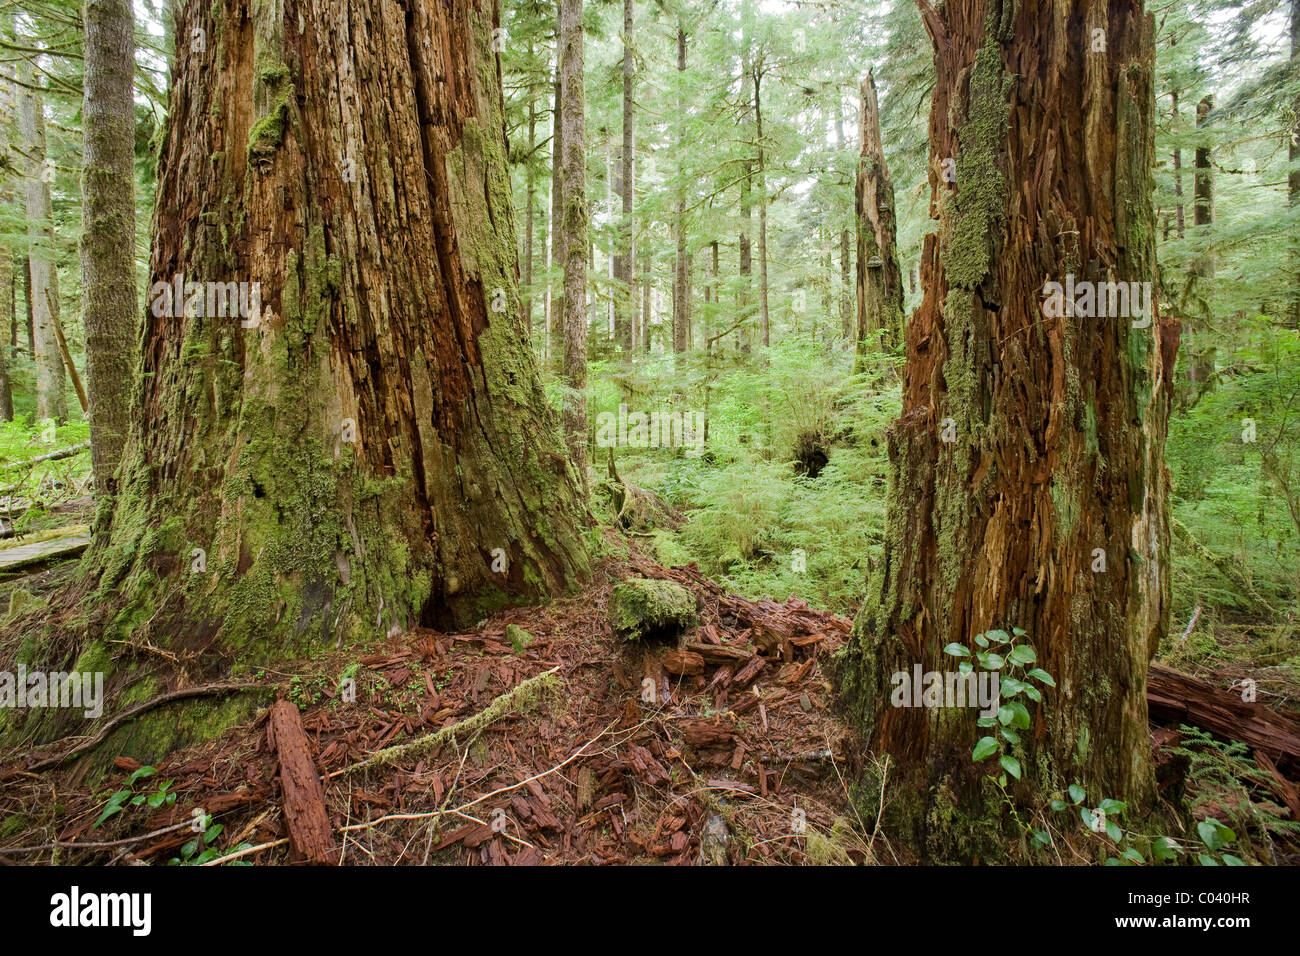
[1147, 663, 1300, 775]
[268, 700, 337, 865]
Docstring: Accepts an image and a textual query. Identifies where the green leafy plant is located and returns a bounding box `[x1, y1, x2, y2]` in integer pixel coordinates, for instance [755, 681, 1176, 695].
[944, 627, 1055, 787]
[93, 766, 176, 827]
[168, 815, 254, 866]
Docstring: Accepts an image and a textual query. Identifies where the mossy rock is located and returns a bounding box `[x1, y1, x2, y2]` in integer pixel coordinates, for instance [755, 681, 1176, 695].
[610, 578, 698, 642]
[505, 624, 532, 654]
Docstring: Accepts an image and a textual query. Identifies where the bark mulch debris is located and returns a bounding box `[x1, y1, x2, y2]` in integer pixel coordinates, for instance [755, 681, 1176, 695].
[0, 548, 880, 866]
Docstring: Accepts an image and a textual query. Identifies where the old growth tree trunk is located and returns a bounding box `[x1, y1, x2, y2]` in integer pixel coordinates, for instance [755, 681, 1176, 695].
[54, 0, 589, 756]
[836, 0, 1177, 859]
[81, 0, 139, 494]
[854, 70, 905, 363]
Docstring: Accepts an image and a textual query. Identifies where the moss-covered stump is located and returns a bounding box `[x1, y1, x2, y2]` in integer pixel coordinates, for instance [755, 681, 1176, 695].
[610, 579, 698, 642]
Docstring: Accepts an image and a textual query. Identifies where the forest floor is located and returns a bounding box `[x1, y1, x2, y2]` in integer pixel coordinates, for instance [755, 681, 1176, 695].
[0, 533, 884, 865]
[1, 524, 1297, 865]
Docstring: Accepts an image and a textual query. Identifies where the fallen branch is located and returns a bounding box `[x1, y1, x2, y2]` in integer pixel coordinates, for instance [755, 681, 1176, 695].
[48, 289, 89, 415]
[27, 682, 263, 771]
[200, 837, 289, 867]
[343, 667, 561, 776]
[0, 819, 194, 856]
[0, 441, 91, 471]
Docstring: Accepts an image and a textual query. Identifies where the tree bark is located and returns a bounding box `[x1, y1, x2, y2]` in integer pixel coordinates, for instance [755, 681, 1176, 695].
[673, 22, 690, 355]
[1179, 94, 1214, 406]
[835, 0, 1176, 860]
[0, 251, 12, 421]
[547, 26, 565, 372]
[1171, 91, 1184, 240]
[855, 70, 905, 365]
[1290, 0, 1299, 327]
[754, 62, 770, 349]
[81, 0, 139, 495]
[523, 53, 536, 337]
[737, 28, 753, 355]
[54, 0, 589, 759]
[641, 247, 652, 352]
[835, 101, 853, 342]
[559, 0, 588, 486]
[0, 63, 14, 419]
[17, 50, 67, 424]
[613, 0, 635, 355]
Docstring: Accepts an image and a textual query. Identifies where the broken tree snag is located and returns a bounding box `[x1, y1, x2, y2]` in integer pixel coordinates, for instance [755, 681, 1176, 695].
[854, 69, 905, 363]
[836, 0, 1173, 859]
[268, 700, 337, 865]
[1146, 663, 1300, 775]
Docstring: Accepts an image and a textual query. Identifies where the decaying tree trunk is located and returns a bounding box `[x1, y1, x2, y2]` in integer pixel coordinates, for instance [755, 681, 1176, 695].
[81, 0, 139, 494]
[836, 0, 1178, 860]
[29, 0, 589, 760]
[854, 70, 905, 364]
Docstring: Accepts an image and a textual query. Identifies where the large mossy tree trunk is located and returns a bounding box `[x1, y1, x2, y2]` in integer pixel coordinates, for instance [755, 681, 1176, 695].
[835, 0, 1178, 861]
[23, 0, 590, 760]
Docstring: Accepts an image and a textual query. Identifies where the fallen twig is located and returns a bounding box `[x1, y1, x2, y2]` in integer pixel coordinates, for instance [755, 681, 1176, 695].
[341, 667, 561, 776]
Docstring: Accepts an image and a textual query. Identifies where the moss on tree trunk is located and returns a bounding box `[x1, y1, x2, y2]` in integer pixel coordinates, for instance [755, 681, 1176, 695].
[7, 0, 589, 766]
[835, 0, 1177, 862]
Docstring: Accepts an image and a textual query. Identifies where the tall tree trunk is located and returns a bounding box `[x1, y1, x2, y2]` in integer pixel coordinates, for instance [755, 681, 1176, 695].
[614, 0, 635, 354]
[641, 246, 651, 352]
[548, 30, 565, 372]
[524, 56, 537, 338]
[754, 64, 770, 348]
[1179, 94, 1214, 406]
[559, 0, 588, 486]
[673, 22, 690, 355]
[0, 251, 12, 421]
[23, 256, 33, 358]
[41, 0, 589, 759]
[17, 52, 68, 424]
[0, 58, 14, 419]
[81, 0, 139, 495]
[1171, 91, 1184, 240]
[737, 32, 753, 355]
[854, 70, 905, 366]
[836, 102, 853, 341]
[1290, 0, 1299, 327]
[604, 131, 614, 345]
[835, 0, 1176, 861]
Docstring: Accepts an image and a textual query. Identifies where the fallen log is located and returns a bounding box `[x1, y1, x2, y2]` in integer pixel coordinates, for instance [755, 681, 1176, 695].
[268, 700, 338, 865]
[1147, 662, 1300, 776]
